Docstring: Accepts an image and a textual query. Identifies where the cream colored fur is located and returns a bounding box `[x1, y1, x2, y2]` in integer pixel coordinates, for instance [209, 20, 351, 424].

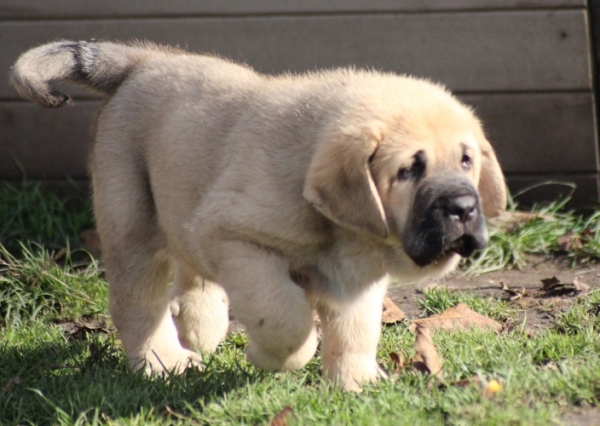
[10, 41, 506, 391]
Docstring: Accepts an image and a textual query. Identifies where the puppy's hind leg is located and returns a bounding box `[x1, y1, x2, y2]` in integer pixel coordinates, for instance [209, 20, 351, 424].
[93, 153, 201, 375]
[170, 264, 229, 353]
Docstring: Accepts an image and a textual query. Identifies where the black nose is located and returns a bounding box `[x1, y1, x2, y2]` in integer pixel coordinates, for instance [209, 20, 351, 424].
[446, 194, 477, 223]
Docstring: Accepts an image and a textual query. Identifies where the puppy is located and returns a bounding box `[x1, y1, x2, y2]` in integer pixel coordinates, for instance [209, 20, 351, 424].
[11, 40, 506, 391]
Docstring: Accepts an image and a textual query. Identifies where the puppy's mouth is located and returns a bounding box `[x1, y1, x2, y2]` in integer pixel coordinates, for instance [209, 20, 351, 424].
[411, 233, 486, 267]
[442, 234, 479, 259]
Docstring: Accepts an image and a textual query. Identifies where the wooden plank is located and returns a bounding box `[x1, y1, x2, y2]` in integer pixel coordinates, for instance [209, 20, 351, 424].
[506, 174, 600, 207]
[0, 0, 586, 20]
[0, 10, 592, 98]
[461, 93, 599, 174]
[0, 101, 99, 179]
[1, 92, 596, 179]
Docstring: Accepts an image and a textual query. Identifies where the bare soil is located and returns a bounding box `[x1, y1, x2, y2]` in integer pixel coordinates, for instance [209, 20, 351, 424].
[388, 255, 600, 329]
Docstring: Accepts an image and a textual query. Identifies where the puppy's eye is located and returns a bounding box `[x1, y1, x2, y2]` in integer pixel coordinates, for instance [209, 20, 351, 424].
[398, 158, 425, 181]
[461, 154, 472, 170]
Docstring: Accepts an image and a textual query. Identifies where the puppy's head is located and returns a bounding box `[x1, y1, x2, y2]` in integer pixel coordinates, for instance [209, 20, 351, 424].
[303, 77, 506, 274]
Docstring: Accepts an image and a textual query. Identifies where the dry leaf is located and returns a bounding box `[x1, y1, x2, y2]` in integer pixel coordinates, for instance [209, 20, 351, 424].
[482, 379, 503, 397]
[2, 376, 21, 395]
[453, 375, 483, 387]
[486, 211, 550, 232]
[413, 324, 443, 378]
[500, 282, 528, 301]
[389, 351, 405, 375]
[541, 276, 561, 290]
[539, 276, 589, 297]
[557, 230, 583, 252]
[271, 406, 295, 426]
[382, 297, 406, 324]
[59, 319, 109, 339]
[573, 277, 590, 295]
[410, 303, 502, 332]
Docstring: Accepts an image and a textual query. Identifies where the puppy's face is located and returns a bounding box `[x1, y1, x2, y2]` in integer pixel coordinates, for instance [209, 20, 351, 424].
[304, 88, 506, 276]
[372, 115, 493, 271]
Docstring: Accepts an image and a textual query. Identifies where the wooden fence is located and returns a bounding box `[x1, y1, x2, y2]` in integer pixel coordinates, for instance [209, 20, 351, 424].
[0, 0, 597, 205]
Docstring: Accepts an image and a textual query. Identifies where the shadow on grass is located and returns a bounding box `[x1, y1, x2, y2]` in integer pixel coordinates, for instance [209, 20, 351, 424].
[0, 330, 262, 424]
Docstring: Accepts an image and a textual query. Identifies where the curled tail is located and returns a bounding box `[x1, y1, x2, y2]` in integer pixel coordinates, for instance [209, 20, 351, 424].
[10, 40, 154, 108]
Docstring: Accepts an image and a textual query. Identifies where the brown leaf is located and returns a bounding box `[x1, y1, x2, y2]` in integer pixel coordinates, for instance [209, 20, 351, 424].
[573, 277, 590, 295]
[59, 319, 109, 339]
[453, 375, 483, 387]
[271, 406, 295, 426]
[412, 324, 443, 378]
[389, 351, 405, 375]
[500, 282, 528, 301]
[539, 276, 588, 297]
[2, 376, 21, 395]
[486, 211, 547, 232]
[410, 303, 502, 332]
[382, 297, 406, 324]
[81, 228, 102, 258]
[558, 230, 573, 251]
[541, 276, 561, 290]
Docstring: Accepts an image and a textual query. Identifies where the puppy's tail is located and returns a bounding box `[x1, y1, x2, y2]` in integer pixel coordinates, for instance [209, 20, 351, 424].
[10, 40, 154, 107]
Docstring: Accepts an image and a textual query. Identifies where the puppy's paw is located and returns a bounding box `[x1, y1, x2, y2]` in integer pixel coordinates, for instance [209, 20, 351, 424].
[130, 347, 203, 376]
[246, 326, 318, 371]
[169, 295, 229, 354]
[323, 356, 384, 392]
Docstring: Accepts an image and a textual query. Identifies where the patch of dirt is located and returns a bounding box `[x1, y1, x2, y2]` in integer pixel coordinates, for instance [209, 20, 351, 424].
[387, 255, 600, 329]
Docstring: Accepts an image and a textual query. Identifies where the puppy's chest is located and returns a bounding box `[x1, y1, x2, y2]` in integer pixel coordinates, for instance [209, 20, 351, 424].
[289, 253, 386, 303]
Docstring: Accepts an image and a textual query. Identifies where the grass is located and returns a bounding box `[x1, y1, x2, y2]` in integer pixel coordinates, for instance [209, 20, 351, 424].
[465, 196, 600, 274]
[1, 184, 600, 425]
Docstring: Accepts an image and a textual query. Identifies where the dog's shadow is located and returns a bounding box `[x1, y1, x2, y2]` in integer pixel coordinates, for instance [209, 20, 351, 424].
[0, 329, 269, 423]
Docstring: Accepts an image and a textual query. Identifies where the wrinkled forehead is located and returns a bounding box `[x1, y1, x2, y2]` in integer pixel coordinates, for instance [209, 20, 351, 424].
[375, 116, 482, 172]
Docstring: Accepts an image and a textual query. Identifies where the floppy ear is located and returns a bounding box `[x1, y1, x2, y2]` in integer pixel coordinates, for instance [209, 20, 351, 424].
[477, 138, 507, 218]
[303, 123, 389, 238]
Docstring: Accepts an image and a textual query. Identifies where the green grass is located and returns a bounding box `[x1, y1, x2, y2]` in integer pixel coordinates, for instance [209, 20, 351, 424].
[465, 196, 600, 274]
[2, 185, 600, 424]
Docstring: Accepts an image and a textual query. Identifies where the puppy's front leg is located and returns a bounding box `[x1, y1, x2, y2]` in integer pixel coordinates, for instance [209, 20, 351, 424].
[217, 242, 318, 371]
[317, 276, 388, 392]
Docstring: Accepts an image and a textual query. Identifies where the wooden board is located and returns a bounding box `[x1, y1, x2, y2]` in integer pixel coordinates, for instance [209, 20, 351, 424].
[0, 10, 592, 98]
[461, 93, 599, 174]
[0, 0, 586, 20]
[1, 92, 596, 179]
[0, 101, 98, 179]
[506, 174, 600, 207]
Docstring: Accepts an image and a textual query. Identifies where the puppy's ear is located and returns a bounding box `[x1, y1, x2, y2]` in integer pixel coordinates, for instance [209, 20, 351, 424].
[303, 122, 389, 238]
[477, 138, 507, 218]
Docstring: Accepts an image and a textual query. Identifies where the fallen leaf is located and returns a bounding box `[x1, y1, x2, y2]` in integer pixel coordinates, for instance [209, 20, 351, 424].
[573, 277, 590, 295]
[541, 276, 561, 290]
[482, 379, 503, 397]
[389, 351, 405, 375]
[2, 376, 21, 395]
[500, 282, 528, 301]
[452, 375, 483, 387]
[59, 319, 109, 339]
[539, 276, 589, 298]
[382, 297, 406, 323]
[271, 406, 295, 426]
[557, 230, 583, 252]
[487, 211, 551, 232]
[410, 303, 502, 332]
[412, 324, 443, 378]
